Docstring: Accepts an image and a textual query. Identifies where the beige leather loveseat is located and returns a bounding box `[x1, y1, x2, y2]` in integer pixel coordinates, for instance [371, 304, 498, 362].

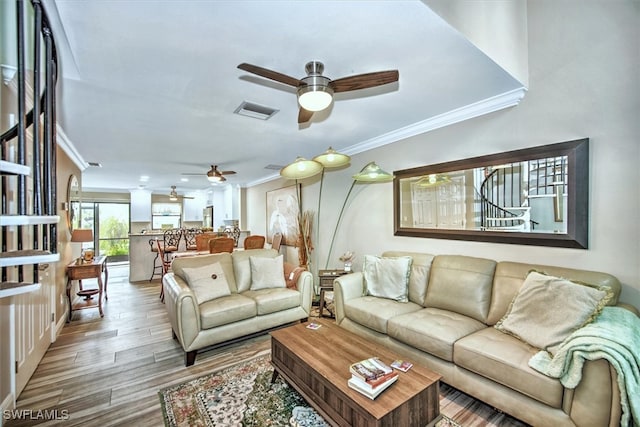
[163, 248, 313, 366]
[333, 251, 637, 427]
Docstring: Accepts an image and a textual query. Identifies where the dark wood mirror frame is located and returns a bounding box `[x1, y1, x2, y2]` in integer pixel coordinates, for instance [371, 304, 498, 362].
[393, 138, 589, 249]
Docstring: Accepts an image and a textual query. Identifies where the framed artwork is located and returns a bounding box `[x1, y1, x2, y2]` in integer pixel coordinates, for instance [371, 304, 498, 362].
[266, 184, 300, 246]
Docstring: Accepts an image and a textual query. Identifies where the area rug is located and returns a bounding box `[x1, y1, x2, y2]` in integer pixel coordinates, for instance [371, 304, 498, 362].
[159, 355, 460, 427]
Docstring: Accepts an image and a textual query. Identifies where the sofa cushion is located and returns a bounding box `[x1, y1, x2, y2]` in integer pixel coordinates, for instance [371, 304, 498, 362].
[382, 251, 434, 306]
[199, 294, 256, 329]
[454, 327, 564, 408]
[495, 271, 613, 355]
[344, 296, 422, 334]
[242, 288, 301, 315]
[249, 254, 286, 290]
[425, 255, 496, 323]
[363, 255, 412, 302]
[181, 262, 231, 304]
[172, 252, 237, 293]
[232, 248, 279, 293]
[387, 308, 485, 362]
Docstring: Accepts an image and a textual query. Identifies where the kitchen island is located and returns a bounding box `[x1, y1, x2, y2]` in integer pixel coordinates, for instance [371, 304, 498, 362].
[129, 232, 166, 282]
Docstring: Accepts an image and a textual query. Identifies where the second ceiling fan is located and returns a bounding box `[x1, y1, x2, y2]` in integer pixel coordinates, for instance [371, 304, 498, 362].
[181, 165, 236, 183]
[237, 61, 399, 123]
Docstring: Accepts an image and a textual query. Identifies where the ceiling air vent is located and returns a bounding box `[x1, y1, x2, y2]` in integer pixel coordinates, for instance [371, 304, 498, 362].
[88, 162, 102, 167]
[234, 101, 279, 120]
[264, 164, 284, 171]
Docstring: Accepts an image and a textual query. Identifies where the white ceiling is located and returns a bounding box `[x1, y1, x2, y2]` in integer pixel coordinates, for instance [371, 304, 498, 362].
[46, 0, 524, 196]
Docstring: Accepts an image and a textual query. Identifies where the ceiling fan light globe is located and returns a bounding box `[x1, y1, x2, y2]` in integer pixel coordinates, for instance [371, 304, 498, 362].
[297, 78, 333, 112]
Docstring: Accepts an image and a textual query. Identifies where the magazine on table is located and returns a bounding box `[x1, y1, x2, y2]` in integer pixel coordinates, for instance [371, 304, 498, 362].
[348, 357, 398, 399]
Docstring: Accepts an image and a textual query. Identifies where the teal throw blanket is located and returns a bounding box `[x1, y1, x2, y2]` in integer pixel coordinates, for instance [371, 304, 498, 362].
[529, 306, 640, 427]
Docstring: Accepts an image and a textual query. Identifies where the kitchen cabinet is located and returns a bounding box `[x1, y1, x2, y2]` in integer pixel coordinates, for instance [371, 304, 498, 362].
[130, 189, 151, 222]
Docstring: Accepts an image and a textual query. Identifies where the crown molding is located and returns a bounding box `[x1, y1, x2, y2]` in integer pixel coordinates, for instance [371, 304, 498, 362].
[56, 125, 87, 171]
[344, 87, 527, 156]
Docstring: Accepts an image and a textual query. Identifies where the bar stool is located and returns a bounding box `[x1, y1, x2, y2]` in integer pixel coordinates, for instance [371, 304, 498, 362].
[149, 238, 163, 281]
[183, 227, 202, 251]
[148, 229, 181, 281]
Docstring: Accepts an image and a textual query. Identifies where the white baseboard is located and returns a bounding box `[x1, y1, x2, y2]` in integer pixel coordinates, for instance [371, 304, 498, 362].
[53, 311, 67, 342]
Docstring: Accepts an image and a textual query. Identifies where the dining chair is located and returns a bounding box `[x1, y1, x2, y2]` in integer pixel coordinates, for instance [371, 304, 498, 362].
[271, 232, 283, 252]
[209, 237, 235, 254]
[195, 233, 215, 251]
[243, 235, 266, 250]
[155, 238, 172, 302]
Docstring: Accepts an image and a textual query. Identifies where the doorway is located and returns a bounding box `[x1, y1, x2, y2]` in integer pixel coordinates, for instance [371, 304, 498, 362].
[80, 202, 131, 262]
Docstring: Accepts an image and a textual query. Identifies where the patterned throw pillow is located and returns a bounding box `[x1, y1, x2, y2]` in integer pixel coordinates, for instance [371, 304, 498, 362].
[495, 271, 613, 354]
[363, 255, 413, 302]
[182, 262, 231, 304]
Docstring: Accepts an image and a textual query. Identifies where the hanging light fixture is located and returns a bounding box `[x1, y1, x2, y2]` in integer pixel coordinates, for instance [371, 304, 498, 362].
[279, 157, 324, 179]
[297, 61, 334, 112]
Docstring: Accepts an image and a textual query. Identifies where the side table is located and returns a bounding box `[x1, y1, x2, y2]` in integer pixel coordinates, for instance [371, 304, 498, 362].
[317, 269, 351, 318]
[66, 255, 108, 321]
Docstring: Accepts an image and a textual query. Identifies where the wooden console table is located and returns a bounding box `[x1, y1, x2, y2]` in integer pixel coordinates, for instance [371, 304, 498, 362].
[66, 256, 108, 321]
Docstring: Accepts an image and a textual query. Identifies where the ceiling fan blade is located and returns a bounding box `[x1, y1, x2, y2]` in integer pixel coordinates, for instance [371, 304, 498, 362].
[298, 108, 313, 123]
[219, 170, 236, 175]
[329, 70, 399, 93]
[237, 63, 303, 87]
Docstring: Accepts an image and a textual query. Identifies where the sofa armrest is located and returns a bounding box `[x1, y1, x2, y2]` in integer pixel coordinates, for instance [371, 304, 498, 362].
[333, 271, 365, 324]
[162, 273, 201, 350]
[296, 270, 314, 315]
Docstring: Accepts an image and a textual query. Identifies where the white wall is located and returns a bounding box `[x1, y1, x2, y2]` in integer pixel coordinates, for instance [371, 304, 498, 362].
[246, 0, 640, 308]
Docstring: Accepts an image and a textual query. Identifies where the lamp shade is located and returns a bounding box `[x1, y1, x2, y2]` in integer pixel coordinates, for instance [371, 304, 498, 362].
[71, 229, 93, 242]
[313, 147, 350, 168]
[280, 157, 324, 179]
[352, 161, 394, 182]
[416, 173, 451, 187]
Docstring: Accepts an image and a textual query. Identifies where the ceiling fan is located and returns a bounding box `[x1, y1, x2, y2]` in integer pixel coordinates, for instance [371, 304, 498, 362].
[181, 165, 236, 182]
[168, 185, 194, 201]
[237, 61, 399, 123]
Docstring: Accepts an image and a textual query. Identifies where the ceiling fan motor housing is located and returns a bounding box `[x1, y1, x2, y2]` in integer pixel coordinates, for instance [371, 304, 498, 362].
[298, 62, 333, 111]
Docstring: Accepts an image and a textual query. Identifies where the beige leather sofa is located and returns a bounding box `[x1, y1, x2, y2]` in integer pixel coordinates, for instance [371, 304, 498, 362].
[333, 251, 634, 427]
[163, 248, 313, 366]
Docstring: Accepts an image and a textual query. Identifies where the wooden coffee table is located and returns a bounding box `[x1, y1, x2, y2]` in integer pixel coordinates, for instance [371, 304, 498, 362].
[270, 319, 442, 427]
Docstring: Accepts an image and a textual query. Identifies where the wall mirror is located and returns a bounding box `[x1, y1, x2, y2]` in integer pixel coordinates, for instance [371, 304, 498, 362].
[66, 174, 80, 231]
[393, 138, 589, 248]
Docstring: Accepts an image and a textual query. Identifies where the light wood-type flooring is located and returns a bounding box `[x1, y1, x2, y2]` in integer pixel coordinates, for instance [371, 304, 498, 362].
[8, 264, 528, 426]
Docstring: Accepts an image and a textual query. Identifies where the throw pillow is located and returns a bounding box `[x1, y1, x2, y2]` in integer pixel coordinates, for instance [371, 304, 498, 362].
[181, 262, 231, 304]
[250, 255, 286, 290]
[495, 270, 613, 354]
[283, 262, 306, 290]
[363, 255, 412, 302]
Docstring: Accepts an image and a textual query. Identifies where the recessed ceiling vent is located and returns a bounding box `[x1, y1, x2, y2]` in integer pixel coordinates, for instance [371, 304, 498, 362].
[264, 164, 284, 171]
[88, 162, 102, 167]
[234, 101, 279, 120]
